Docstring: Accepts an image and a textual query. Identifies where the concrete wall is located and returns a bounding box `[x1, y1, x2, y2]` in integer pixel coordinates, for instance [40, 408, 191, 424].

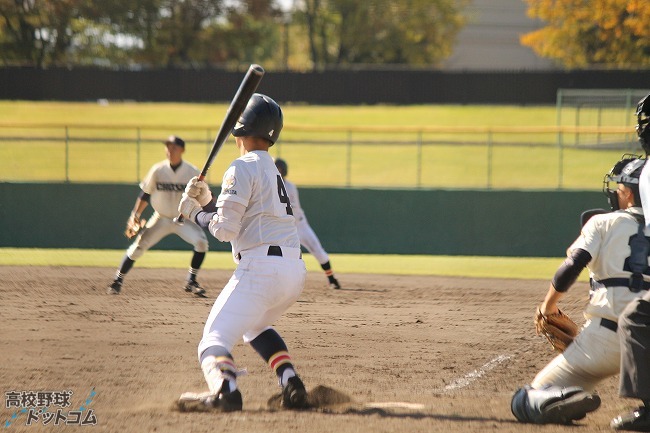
[443, 0, 558, 71]
[0, 182, 608, 257]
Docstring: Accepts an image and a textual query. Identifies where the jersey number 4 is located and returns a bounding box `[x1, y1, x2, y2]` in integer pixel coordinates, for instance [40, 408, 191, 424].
[277, 175, 293, 215]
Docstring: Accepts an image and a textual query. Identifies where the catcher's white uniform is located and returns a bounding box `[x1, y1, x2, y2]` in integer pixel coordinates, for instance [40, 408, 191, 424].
[197, 150, 306, 356]
[127, 160, 208, 260]
[532, 207, 650, 391]
[282, 179, 330, 264]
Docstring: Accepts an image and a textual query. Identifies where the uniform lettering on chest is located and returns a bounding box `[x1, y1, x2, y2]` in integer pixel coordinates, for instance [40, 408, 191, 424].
[156, 182, 185, 191]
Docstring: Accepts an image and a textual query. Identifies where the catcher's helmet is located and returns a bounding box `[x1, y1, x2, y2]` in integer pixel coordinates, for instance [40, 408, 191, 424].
[603, 155, 645, 210]
[637, 93, 650, 155]
[232, 93, 283, 145]
[275, 158, 288, 177]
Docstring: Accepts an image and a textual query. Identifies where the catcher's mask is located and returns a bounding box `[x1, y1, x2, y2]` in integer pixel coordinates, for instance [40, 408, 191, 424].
[232, 93, 283, 146]
[603, 155, 645, 211]
[637, 93, 650, 156]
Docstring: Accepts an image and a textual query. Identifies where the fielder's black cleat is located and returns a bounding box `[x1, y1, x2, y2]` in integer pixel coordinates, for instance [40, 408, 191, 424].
[184, 280, 206, 297]
[107, 280, 122, 295]
[329, 277, 341, 290]
[611, 406, 650, 431]
[282, 376, 309, 409]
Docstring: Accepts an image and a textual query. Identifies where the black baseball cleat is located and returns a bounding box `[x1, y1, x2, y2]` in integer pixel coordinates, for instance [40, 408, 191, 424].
[541, 391, 601, 424]
[329, 277, 341, 290]
[184, 280, 206, 297]
[611, 406, 650, 431]
[107, 280, 122, 295]
[176, 389, 243, 413]
[282, 376, 309, 410]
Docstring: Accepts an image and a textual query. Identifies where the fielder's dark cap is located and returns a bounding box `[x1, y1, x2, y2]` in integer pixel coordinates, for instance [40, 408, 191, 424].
[164, 135, 185, 148]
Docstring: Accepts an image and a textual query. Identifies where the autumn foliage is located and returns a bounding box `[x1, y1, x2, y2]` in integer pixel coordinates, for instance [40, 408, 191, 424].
[521, 0, 650, 68]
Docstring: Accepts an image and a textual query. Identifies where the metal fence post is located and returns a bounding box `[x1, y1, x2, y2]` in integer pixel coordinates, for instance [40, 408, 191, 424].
[558, 129, 564, 189]
[346, 130, 352, 187]
[65, 126, 70, 182]
[136, 127, 141, 182]
[416, 131, 422, 188]
[487, 129, 493, 189]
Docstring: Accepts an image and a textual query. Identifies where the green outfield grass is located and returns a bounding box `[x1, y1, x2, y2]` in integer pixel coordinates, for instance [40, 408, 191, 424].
[0, 101, 639, 188]
[0, 248, 578, 281]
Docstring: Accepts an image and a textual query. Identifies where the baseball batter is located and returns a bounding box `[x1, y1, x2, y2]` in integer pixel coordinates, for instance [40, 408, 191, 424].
[175, 94, 310, 412]
[511, 155, 650, 425]
[274, 158, 341, 290]
[107, 135, 209, 297]
[610, 92, 650, 432]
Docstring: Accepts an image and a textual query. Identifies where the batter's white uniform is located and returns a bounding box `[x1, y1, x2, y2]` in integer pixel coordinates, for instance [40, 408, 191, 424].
[197, 150, 306, 357]
[127, 160, 208, 260]
[532, 207, 650, 391]
[282, 179, 330, 264]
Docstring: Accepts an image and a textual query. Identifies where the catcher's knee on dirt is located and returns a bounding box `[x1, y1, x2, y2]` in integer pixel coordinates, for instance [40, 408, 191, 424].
[511, 384, 599, 424]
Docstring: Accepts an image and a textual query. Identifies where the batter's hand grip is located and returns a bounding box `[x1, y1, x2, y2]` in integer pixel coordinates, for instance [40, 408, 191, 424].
[174, 174, 206, 225]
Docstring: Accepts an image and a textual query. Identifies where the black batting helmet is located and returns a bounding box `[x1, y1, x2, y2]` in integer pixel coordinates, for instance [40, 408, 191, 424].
[232, 93, 283, 145]
[275, 158, 288, 177]
[636, 93, 650, 155]
[603, 154, 645, 210]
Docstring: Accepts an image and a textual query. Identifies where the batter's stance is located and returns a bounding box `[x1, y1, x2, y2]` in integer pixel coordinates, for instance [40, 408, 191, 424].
[274, 158, 341, 290]
[107, 135, 209, 297]
[176, 94, 309, 412]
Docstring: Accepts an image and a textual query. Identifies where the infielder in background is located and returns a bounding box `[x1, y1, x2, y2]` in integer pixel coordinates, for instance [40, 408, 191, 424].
[610, 93, 650, 432]
[511, 154, 650, 425]
[274, 158, 341, 290]
[108, 135, 209, 297]
[175, 94, 309, 412]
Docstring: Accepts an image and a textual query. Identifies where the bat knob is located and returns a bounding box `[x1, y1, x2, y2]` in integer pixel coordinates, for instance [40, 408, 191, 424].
[173, 215, 185, 225]
[250, 64, 265, 75]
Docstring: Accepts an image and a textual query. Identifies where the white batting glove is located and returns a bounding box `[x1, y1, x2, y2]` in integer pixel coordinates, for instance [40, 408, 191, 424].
[178, 193, 202, 221]
[185, 176, 212, 206]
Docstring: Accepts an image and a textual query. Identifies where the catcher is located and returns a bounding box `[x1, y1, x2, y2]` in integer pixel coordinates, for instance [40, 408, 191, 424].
[512, 154, 650, 425]
[107, 135, 209, 297]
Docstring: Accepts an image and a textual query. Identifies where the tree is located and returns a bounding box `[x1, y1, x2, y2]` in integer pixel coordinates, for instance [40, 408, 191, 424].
[295, 0, 467, 68]
[521, 0, 650, 68]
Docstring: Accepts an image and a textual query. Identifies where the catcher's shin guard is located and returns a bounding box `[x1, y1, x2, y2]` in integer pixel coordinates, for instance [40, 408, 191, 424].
[511, 385, 601, 424]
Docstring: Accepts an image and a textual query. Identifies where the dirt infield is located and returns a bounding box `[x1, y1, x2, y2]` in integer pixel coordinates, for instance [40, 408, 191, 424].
[0, 266, 632, 432]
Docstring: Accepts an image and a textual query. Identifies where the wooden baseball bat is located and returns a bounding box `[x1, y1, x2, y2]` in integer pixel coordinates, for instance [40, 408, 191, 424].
[175, 64, 265, 223]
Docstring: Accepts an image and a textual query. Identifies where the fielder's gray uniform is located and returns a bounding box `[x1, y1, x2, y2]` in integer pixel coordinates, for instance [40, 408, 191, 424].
[282, 179, 330, 265]
[128, 160, 208, 260]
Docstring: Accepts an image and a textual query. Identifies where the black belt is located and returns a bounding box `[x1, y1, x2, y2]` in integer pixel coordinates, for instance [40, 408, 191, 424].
[600, 318, 618, 332]
[594, 278, 650, 291]
[236, 246, 299, 260]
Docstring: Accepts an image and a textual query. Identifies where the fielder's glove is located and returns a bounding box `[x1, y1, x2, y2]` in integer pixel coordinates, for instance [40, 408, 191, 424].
[124, 214, 146, 239]
[534, 308, 579, 353]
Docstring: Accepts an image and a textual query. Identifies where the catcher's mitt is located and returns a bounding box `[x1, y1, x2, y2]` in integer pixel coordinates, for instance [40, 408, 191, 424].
[124, 214, 146, 239]
[534, 308, 579, 353]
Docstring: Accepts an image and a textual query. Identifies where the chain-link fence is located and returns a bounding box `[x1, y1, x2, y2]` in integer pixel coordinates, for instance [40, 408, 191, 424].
[0, 123, 640, 190]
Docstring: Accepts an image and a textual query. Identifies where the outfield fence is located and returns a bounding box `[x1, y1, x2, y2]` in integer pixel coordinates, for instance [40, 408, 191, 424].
[0, 123, 640, 190]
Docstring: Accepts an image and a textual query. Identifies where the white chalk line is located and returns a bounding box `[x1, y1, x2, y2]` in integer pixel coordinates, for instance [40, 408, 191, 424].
[363, 402, 426, 410]
[442, 354, 513, 391]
